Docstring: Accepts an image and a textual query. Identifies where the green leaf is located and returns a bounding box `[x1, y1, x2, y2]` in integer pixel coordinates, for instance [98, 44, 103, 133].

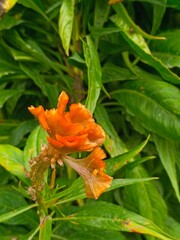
[0, 198, 37, 224]
[151, 0, 166, 34]
[9, 120, 36, 146]
[150, 30, 180, 68]
[167, 0, 180, 9]
[23, 126, 47, 170]
[65, 201, 174, 240]
[153, 135, 180, 202]
[18, 0, 48, 21]
[111, 90, 180, 140]
[112, 3, 163, 40]
[0, 46, 20, 77]
[102, 62, 136, 83]
[94, 0, 110, 28]
[49, 176, 154, 207]
[0, 225, 27, 239]
[3, 30, 62, 74]
[0, 90, 22, 108]
[0, 15, 24, 31]
[95, 104, 127, 157]
[83, 36, 102, 113]
[110, 14, 180, 84]
[124, 165, 167, 230]
[123, 77, 180, 117]
[106, 135, 150, 175]
[110, 177, 158, 192]
[19, 64, 48, 99]
[59, 0, 75, 55]
[0, 144, 27, 183]
[19, 226, 39, 240]
[70, 229, 127, 240]
[39, 216, 52, 240]
[165, 217, 180, 238]
[0, 186, 37, 227]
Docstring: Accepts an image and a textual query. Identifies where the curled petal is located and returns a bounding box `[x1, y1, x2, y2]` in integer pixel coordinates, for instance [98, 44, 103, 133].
[28, 106, 50, 131]
[62, 147, 112, 199]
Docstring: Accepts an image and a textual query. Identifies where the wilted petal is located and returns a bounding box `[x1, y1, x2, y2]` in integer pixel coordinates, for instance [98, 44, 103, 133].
[62, 147, 112, 199]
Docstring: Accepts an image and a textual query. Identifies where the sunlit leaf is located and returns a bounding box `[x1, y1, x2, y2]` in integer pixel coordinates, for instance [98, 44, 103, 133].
[59, 0, 75, 55]
[83, 36, 102, 113]
[65, 201, 174, 240]
[0, 144, 27, 183]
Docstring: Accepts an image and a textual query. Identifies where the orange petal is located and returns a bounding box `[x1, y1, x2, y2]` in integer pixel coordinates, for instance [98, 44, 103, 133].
[47, 137, 64, 149]
[68, 103, 92, 123]
[57, 91, 69, 113]
[62, 147, 112, 199]
[28, 106, 50, 131]
[84, 171, 112, 199]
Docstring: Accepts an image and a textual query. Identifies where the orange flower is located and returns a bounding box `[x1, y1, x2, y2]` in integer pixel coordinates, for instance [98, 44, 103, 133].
[28, 91, 105, 154]
[63, 147, 112, 199]
[28, 91, 112, 199]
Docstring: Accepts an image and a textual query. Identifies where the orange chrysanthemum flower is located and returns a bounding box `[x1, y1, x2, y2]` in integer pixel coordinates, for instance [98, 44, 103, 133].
[28, 91, 112, 199]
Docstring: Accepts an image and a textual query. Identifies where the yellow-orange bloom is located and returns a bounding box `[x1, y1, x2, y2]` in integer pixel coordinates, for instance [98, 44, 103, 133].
[28, 91, 112, 199]
[28, 91, 105, 154]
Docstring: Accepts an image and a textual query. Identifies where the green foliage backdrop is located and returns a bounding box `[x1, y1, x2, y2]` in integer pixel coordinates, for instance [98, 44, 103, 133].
[0, 0, 180, 239]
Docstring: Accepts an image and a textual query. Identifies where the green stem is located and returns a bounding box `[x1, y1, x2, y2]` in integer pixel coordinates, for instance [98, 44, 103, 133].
[122, 51, 137, 75]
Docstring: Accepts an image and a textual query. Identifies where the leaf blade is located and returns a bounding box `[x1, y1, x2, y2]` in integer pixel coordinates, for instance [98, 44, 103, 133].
[111, 90, 180, 140]
[153, 135, 180, 202]
[0, 144, 27, 183]
[83, 36, 102, 113]
[58, 0, 75, 55]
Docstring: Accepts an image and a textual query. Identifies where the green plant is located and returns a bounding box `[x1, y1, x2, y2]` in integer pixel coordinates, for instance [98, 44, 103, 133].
[0, 0, 180, 239]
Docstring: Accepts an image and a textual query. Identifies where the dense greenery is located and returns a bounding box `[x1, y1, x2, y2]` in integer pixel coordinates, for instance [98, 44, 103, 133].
[0, 0, 180, 239]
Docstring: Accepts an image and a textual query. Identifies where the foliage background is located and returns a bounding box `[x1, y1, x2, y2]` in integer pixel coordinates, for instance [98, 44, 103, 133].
[0, 0, 180, 239]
